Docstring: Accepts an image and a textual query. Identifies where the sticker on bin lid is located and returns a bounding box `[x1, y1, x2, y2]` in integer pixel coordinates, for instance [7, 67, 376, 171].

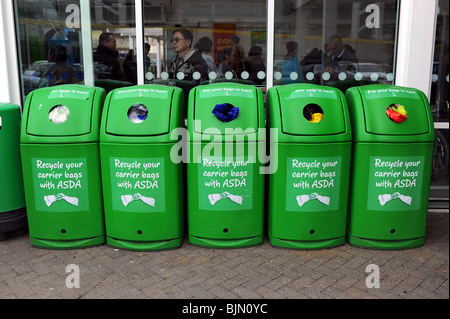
[128, 103, 148, 123]
[199, 87, 254, 99]
[47, 88, 90, 100]
[363, 87, 420, 100]
[386, 104, 407, 124]
[286, 88, 338, 100]
[49, 105, 70, 124]
[114, 87, 169, 99]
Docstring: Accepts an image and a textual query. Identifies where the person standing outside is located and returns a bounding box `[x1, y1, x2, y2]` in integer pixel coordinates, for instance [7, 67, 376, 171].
[282, 41, 303, 84]
[196, 36, 219, 76]
[323, 35, 358, 79]
[230, 35, 245, 78]
[168, 28, 208, 84]
[93, 32, 133, 83]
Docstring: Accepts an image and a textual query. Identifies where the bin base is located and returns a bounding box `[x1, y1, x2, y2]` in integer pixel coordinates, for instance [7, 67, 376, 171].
[30, 235, 105, 249]
[0, 208, 28, 241]
[106, 236, 183, 251]
[268, 235, 345, 250]
[347, 234, 425, 250]
[188, 235, 263, 248]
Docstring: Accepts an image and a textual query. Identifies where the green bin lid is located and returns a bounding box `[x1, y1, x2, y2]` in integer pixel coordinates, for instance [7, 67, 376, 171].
[267, 84, 352, 143]
[189, 83, 263, 136]
[99, 85, 185, 143]
[276, 84, 347, 135]
[105, 85, 175, 136]
[24, 85, 103, 137]
[345, 85, 435, 143]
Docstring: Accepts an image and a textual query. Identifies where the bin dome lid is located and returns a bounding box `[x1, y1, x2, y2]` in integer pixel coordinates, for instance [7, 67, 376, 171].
[346, 85, 433, 140]
[25, 86, 99, 137]
[272, 84, 348, 136]
[191, 84, 261, 135]
[104, 86, 175, 136]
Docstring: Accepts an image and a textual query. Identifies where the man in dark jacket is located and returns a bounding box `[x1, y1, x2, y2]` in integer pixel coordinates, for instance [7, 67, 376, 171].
[323, 35, 358, 80]
[93, 32, 133, 83]
[168, 28, 208, 84]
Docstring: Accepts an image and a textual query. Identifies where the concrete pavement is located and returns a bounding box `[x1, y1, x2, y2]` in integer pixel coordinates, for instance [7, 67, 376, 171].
[0, 212, 448, 301]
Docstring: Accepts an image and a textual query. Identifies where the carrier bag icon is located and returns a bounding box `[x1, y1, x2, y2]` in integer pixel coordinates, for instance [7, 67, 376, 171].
[44, 193, 79, 207]
[208, 192, 243, 206]
[121, 193, 156, 207]
[378, 192, 412, 206]
[296, 192, 330, 207]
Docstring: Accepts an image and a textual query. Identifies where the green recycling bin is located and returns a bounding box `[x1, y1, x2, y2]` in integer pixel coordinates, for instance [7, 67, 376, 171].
[187, 83, 265, 248]
[99, 84, 185, 251]
[0, 103, 28, 240]
[20, 85, 106, 249]
[267, 84, 352, 249]
[345, 84, 435, 250]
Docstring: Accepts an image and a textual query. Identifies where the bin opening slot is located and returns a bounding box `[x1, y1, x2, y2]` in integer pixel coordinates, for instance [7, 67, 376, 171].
[128, 103, 148, 123]
[49, 105, 70, 124]
[303, 103, 324, 123]
[386, 103, 407, 124]
[212, 103, 239, 123]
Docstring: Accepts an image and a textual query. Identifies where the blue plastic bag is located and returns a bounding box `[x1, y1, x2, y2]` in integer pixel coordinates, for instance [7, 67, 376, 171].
[212, 103, 239, 122]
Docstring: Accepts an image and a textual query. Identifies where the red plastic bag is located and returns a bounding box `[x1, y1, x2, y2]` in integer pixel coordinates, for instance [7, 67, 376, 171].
[386, 108, 407, 124]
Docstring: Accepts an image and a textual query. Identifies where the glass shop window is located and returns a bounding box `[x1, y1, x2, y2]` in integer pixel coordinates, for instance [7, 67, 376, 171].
[429, 0, 449, 207]
[15, 0, 267, 100]
[274, 0, 398, 93]
[142, 0, 268, 99]
[431, 0, 449, 123]
[16, 0, 136, 97]
[90, 2, 136, 92]
[17, 0, 84, 96]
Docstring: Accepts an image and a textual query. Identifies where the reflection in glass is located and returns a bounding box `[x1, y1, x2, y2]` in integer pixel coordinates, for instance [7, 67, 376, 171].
[142, 0, 267, 101]
[274, 0, 398, 92]
[431, 0, 449, 122]
[429, 0, 449, 205]
[16, 0, 137, 98]
[16, 0, 83, 97]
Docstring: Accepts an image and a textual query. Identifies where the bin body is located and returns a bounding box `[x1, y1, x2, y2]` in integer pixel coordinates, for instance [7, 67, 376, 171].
[346, 84, 435, 249]
[20, 85, 106, 249]
[100, 85, 185, 251]
[187, 83, 265, 248]
[0, 104, 28, 239]
[267, 84, 352, 249]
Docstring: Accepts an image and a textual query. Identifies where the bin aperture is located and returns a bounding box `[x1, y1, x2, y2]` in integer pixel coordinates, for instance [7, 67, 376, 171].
[49, 105, 70, 124]
[386, 103, 407, 124]
[127, 103, 148, 123]
[303, 103, 324, 123]
[212, 103, 239, 122]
